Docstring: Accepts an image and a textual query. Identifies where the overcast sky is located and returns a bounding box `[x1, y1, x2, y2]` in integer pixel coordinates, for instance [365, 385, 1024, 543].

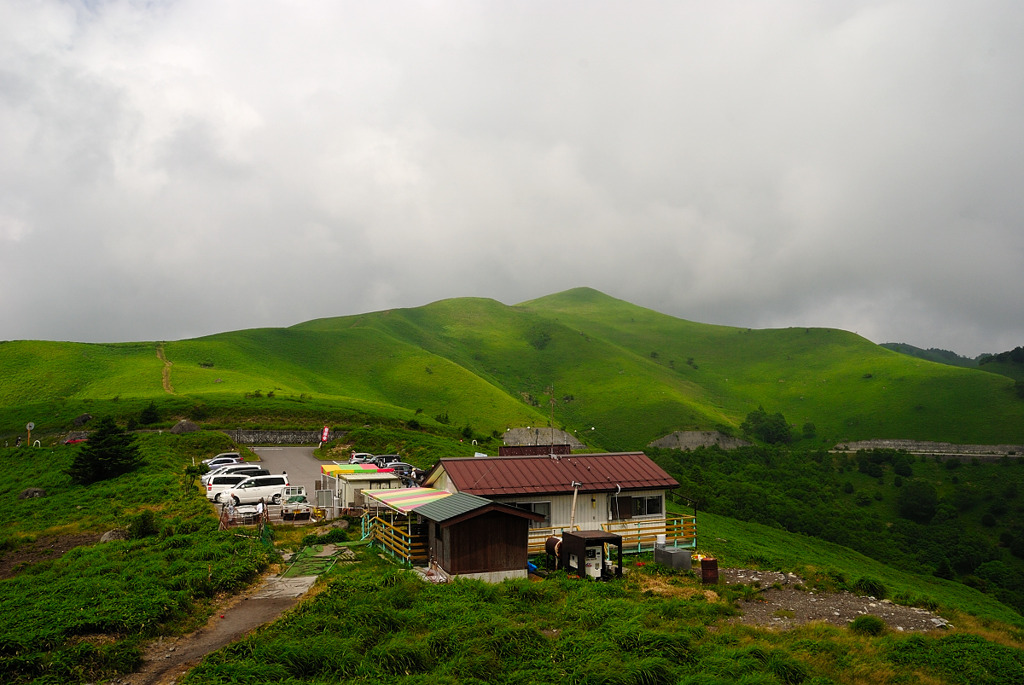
[2, 1, 1022, 357]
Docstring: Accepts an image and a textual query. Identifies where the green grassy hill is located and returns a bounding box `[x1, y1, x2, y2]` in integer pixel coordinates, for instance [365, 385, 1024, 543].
[3, 288, 1024, 450]
[3, 432, 1024, 684]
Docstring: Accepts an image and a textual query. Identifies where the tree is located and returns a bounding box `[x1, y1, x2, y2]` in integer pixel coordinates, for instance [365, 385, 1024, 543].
[740, 407, 793, 444]
[139, 401, 160, 425]
[896, 480, 938, 524]
[67, 417, 142, 485]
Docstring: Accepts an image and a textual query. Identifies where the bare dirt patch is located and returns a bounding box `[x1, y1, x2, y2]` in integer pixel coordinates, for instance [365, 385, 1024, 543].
[719, 568, 951, 632]
[0, 533, 101, 579]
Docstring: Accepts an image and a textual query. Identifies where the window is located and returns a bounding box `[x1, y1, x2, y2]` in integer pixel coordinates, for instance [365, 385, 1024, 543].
[612, 494, 663, 519]
[632, 495, 663, 517]
[511, 501, 551, 528]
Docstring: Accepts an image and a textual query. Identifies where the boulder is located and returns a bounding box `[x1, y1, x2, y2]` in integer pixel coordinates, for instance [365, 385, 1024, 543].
[100, 528, 130, 543]
[17, 488, 46, 499]
[171, 419, 200, 434]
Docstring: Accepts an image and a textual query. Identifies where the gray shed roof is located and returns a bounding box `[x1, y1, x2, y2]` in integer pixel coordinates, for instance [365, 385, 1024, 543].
[415, 492, 544, 525]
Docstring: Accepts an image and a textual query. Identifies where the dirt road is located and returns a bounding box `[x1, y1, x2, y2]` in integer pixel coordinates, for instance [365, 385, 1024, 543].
[118, 575, 318, 685]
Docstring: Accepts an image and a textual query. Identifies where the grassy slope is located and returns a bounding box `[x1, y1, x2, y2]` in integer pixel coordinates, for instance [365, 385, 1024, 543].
[296, 298, 730, 450]
[0, 341, 164, 404]
[692, 508, 1024, 628]
[3, 288, 1024, 450]
[166, 323, 550, 432]
[3, 430, 1023, 682]
[520, 288, 1024, 447]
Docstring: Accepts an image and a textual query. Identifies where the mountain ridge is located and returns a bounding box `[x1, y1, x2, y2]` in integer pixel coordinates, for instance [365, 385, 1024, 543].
[2, 288, 1023, 450]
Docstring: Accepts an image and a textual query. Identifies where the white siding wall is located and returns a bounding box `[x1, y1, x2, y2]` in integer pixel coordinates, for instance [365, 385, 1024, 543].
[490, 489, 668, 530]
[491, 493, 612, 531]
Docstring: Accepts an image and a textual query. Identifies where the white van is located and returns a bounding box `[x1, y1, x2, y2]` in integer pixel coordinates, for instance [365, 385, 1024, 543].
[225, 474, 290, 505]
[206, 471, 269, 502]
[201, 463, 264, 485]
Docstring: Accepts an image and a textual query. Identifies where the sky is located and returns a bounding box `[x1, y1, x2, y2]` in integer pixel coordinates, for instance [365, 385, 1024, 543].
[2, 1, 1023, 357]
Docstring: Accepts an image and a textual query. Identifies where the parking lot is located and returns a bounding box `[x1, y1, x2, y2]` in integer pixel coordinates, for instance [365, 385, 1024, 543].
[250, 446, 323, 498]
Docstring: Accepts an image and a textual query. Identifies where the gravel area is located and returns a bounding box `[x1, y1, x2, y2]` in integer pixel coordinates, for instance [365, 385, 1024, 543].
[719, 568, 952, 632]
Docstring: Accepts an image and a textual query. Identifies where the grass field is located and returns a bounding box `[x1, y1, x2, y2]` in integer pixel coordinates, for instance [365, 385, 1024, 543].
[0, 432, 275, 684]
[2, 426, 1024, 683]
[4, 288, 1024, 451]
[179, 545, 1024, 685]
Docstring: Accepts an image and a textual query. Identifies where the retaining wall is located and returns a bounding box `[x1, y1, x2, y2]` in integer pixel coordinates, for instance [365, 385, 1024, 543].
[224, 430, 348, 445]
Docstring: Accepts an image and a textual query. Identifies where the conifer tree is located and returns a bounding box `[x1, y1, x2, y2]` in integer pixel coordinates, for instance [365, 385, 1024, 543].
[67, 417, 142, 485]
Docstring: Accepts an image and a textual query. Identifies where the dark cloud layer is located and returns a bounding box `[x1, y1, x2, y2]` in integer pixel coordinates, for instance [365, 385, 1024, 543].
[2, 1, 1022, 357]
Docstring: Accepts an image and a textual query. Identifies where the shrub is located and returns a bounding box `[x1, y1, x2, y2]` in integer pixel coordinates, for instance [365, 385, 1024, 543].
[139, 401, 160, 425]
[849, 615, 886, 636]
[852, 576, 888, 599]
[897, 480, 938, 524]
[129, 510, 159, 539]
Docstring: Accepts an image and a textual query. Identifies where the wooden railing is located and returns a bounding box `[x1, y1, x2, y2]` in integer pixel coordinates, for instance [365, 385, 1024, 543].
[601, 515, 696, 554]
[361, 514, 428, 565]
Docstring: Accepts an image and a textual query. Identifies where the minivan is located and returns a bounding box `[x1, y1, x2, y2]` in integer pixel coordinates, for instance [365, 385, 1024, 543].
[201, 463, 264, 485]
[225, 474, 290, 505]
[206, 471, 269, 502]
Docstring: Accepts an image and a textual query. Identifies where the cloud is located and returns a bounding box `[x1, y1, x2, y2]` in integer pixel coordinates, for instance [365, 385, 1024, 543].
[1, 1, 1022, 357]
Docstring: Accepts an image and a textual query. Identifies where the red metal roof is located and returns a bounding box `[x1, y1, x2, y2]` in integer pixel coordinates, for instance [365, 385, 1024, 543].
[427, 452, 678, 497]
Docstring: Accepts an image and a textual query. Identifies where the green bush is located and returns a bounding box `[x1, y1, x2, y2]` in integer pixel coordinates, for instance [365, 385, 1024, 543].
[128, 510, 158, 539]
[852, 577, 888, 599]
[849, 615, 886, 636]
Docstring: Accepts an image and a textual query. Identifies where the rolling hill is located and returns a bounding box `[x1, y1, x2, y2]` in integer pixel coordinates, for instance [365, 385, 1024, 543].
[3, 287, 1024, 450]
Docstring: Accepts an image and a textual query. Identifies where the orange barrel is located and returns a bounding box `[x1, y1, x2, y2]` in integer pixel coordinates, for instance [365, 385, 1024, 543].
[700, 557, 719, 584]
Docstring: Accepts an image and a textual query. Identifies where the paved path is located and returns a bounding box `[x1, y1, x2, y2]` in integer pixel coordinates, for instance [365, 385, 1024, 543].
[250, 575, 318, 598]
[251, 446, 323, 500]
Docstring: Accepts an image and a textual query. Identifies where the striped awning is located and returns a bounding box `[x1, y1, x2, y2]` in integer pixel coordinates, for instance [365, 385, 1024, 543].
[363, 487, 452, 514]
[321, 463, 380, 475]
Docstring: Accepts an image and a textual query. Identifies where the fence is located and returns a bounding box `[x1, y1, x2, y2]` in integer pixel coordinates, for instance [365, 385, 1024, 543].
[361, 513, 428, 565]
[601, 515, 697, 554]
[223, 430, 348, 445]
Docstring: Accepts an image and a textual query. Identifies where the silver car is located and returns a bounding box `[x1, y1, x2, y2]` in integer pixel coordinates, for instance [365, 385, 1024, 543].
[201, 463, 264, 485]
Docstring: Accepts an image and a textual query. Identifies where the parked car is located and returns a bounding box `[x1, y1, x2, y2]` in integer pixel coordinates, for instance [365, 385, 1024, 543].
[202, 454, 244, 471]
[203, 451, 242, 464]
[225, 473, 290, 505]
[386, 461, 415, 475]
[372, 454, 402, 467]
[205, 471, 269, 502]
[201, 463, 264, 485]
[348, 452, 375, 464]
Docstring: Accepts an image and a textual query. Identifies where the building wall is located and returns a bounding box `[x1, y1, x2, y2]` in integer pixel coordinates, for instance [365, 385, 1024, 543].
[499, 444, 572, 456]
[455, 568, 528, 582]
[488, 490, 666, 531]
[443, 511, 531, 575]
[327, 475, 403, 508]
[432, 471, 454, 493]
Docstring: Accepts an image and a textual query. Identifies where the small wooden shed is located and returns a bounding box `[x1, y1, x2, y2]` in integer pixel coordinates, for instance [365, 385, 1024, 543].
[415, 493, 544, 582]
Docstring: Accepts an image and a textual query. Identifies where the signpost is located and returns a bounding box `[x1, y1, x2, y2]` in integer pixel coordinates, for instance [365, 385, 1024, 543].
[26, 422, 34, 445]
